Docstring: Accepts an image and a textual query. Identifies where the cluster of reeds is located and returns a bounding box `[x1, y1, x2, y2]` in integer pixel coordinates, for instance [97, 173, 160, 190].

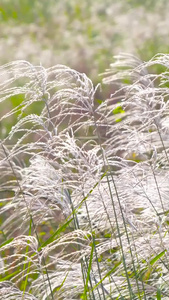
[0, 54, 169, 299]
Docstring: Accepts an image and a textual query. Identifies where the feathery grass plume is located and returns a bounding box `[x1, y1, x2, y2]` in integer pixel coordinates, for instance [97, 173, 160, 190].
[1, 54, 169, 298]
[0, 281, 38, 300]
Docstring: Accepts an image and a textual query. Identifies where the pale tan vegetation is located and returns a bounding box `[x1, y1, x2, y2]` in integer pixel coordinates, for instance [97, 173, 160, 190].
[0, 53, 169, 299]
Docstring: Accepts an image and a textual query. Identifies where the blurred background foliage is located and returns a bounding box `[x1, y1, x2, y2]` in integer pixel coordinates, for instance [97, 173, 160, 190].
[0, 0, 169, 138]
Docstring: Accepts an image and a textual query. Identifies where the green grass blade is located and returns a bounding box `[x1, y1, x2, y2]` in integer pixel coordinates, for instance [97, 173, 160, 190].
[0, 238, 13, 248]
[157, 287, 161, 300]
[0, 269, 20, 281]
[91, 261, 121, 293]
[82, 241, 94, 299]
[22, 218, 33, 293]
[150, 249, 166, 266]
[38, 217, 73, 250]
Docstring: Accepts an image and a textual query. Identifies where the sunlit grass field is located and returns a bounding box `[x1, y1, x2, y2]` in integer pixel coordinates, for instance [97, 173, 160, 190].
[0, 53, 169, 299]
[1, 0, 169, 140]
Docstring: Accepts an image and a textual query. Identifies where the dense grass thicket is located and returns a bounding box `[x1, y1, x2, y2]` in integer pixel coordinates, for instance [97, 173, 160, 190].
[1, 53, 169, 299]
[1, 0, 169, 76]
[1, 0, 169, 139]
